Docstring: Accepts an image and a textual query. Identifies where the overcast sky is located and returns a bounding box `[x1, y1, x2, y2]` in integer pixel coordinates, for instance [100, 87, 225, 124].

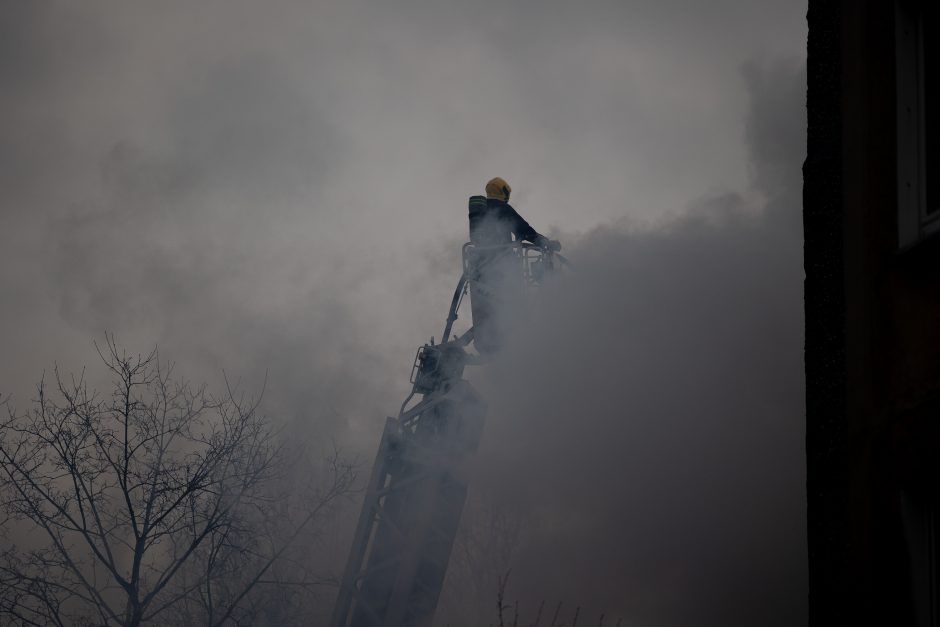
[1, 1, 807, 625]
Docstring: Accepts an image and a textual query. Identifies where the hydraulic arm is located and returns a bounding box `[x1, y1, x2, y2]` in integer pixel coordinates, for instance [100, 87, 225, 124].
[329, 238, 560, 627]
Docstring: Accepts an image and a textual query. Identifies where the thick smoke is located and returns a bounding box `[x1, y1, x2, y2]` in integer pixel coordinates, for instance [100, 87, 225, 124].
[438, 58, 806, 627]
[0, 1, 806, 625]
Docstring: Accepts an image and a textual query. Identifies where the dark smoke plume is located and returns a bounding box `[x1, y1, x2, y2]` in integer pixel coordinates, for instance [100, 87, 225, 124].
[438, 58, 806, 627]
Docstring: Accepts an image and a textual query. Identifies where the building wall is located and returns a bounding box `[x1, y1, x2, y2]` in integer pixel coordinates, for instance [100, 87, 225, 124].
[806, 0, 940, 624]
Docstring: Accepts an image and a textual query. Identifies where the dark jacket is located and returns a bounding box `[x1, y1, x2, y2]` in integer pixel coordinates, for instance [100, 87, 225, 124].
[468, 198, 549, 248]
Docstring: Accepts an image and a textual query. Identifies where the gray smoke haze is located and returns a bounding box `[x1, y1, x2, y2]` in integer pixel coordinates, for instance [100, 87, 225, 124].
[436, 58, 806, 627]
[0, 1, 806, 625]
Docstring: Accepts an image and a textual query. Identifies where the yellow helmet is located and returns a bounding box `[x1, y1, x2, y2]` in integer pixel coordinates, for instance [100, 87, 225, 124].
[485, 177, 511, 201]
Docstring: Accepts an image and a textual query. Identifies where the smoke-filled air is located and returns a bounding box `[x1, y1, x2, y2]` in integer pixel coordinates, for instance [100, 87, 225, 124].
[0, 1, 807, 626]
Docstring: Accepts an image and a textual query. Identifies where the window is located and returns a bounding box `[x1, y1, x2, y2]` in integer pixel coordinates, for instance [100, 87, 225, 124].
[896, 0, 940, 248]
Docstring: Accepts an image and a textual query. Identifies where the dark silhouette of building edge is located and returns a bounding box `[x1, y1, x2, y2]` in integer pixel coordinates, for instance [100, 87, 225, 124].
[805, 1, 940, 625]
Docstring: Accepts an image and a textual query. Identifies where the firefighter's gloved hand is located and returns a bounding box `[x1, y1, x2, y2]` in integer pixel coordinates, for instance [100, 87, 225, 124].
[548, 239, 562, 252]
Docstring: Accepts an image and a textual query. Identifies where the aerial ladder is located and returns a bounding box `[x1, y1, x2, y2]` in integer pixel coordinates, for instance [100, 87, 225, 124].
[329, 196, 563, 627]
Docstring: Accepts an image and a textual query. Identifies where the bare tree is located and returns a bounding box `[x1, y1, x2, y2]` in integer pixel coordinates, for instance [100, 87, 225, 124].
[0, 337, 354, 626]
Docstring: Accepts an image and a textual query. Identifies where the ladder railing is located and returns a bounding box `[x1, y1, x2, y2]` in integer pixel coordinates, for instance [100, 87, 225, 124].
[329, 381, 485, 627]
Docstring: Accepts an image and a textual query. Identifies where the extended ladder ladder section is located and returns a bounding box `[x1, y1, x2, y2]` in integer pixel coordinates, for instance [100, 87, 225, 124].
[329, 239, 561, 627]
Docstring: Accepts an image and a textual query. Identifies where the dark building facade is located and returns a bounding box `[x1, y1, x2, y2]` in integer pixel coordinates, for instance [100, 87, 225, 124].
[805, 1, 940, 625]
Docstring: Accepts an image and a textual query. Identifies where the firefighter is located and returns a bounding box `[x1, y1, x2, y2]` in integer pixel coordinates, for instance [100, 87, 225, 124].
[467, 178, 560, 355]
[468, 177, 561, 251]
